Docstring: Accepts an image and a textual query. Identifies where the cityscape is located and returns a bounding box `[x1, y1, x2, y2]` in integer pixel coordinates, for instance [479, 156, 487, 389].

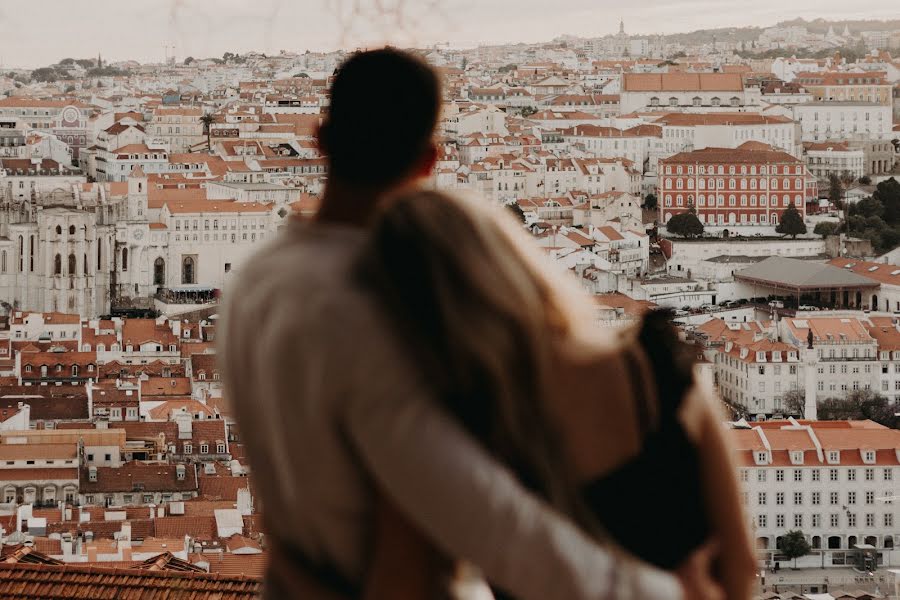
[0, 3, 899, 599]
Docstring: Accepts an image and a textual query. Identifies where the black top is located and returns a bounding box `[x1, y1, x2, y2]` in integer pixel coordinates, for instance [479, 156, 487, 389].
[581, 313, 711, 570]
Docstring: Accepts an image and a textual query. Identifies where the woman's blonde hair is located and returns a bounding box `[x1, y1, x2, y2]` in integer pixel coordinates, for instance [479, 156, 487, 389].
[358, 190, 601, 530]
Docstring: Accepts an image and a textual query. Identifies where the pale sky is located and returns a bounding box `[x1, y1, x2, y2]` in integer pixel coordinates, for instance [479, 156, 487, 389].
[0, 0, 896, 69]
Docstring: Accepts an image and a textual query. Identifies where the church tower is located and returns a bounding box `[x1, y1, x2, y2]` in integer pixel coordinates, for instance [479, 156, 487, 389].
[127, 166, 148, 221]
[803, 329, 818, 420]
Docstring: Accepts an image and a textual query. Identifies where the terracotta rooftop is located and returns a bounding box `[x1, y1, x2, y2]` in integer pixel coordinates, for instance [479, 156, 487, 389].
[0, 561, 261, 599]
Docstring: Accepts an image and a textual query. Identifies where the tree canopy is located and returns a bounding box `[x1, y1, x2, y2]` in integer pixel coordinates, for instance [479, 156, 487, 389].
[813, 221, 838, 238]
[666, 207, 704, 238]
[817, 389, 898, 428]
[843, 178, 900, 253]
[779, 530, 811, 567]
[776, 204, 806, 238]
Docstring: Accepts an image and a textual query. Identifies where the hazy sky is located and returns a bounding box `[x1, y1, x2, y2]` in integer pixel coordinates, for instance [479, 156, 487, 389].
[0, 0, 896, 69]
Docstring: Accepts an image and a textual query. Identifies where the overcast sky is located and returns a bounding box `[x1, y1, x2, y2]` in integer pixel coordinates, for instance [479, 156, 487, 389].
[0, 0, 896, 69]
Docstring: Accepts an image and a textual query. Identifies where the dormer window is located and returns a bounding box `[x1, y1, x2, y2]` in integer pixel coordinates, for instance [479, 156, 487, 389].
[827, 450, 840, 464]
[863, 450, 876, 464]
[791, 451, 804, 465]
[756, 351, 766, 362]
[755, 451, 769, 465]
[772, 351, 782, 362]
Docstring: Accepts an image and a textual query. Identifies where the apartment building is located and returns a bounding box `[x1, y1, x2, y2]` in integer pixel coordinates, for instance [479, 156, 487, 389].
[733, 419, 899, 568]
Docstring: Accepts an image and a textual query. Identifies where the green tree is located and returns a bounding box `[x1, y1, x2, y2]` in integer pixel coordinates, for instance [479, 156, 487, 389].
[59, 58, 75, 65]
[184, 56, 195, 65]
[293, 72, 309, 78]
[643, 193, 658, 210]
[874, 178, 900, 226]
[828, 172, 844, 207]
[813, 221, 838, 238]
[200, 113, 217, 152]
[849, 196, 884, 219]
[783, 389, 805, 417]
[859, 175, 872, 185]
[75, 59, 95, 69]
[817, 389, 898, 428]
[31, 67, 60, 82]
[498, 63, 517, 73]
[780, 530, 811, 568]
[776, 204, 807, 238]
[520, 106, 537, 117]
[665, 206, 704, 238]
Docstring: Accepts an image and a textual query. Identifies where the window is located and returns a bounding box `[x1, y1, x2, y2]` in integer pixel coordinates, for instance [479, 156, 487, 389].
[200, 444, 209, 454]
[776, 514, 785, 528]
[182, 256, 195, 284]
[812, 491, 821, 505]
[812, 469, 820, 482]
[776, 469, 784, 482]
[865, 468, 874, 481]
[757, 470, 766, 482]
[812, 514, 821, 528]
[865, 491, 874, 505]
[758, 514, 767, 527]
[848, 491, 856, 505]
[776, 492, 784, 505]
[885, 468, 893, 481]
[794, 514, 803, 527]
[829, 469, 838, 481]
[886, 513, 894, 527]
[758, 492, 767, 505]
[830, 491, 839, 505]
[793, 491, 802, 505]
[183, 442, 192, 454]
[847, 513, 856, 527]
[217, 443, 226, 453]
[848, 469, 856, 482]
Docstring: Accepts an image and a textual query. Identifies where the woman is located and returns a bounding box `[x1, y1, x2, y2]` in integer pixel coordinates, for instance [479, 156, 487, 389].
[356, 190, 756, 599]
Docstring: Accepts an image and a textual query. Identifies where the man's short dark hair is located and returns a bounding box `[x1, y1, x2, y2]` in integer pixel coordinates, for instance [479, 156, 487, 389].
[322, 48, 441, 187]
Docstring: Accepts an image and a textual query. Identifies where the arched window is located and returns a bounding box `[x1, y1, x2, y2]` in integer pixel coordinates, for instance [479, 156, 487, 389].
[69, 225, 76, 235]
[18, 236, 23, 272]
[29, 236, 34, 272]
[54, 254, 62, 275]
[56, 225, 62, 235]
[84, 254, 88, 275]
[121, 247, 128, 272]
[692, 96, 701, 106]
[668, 97, 678, 106]
[68, 254, 76, 276]
[730, 96, 740, 106]
[711, 97, 721, 106]
[153, 257, 165, 286]
[1, 250, 5, 273]
[182, 257, 195, 284]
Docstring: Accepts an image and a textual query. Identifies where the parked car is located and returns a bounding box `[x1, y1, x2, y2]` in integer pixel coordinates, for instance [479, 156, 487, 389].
[768, 300, 784, 309]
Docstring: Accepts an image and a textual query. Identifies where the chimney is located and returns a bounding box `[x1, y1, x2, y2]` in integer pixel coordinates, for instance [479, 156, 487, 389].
[119, 522, 131, 543]
[184, 534, 191, 556]
[173, 410, 193, 439]
[236, 487, 253, 516]
[86, 546, 98, 562]
[121, 546, 132, 562]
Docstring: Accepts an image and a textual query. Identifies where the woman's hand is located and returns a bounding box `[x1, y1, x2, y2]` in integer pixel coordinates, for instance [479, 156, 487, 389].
[674, 542, 725, 600]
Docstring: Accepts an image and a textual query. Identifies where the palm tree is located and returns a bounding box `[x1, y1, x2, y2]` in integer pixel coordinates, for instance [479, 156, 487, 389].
[200, 113, 217, 152]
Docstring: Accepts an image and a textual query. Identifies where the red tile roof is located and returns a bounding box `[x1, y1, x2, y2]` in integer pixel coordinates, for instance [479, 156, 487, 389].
[0, 562, 262, 599]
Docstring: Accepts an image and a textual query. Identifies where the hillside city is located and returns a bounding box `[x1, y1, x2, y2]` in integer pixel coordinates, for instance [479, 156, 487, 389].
[0, 14, 899, 600]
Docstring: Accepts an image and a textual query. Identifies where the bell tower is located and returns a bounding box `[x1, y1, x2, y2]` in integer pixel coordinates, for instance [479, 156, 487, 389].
[127, 166, 147, 221]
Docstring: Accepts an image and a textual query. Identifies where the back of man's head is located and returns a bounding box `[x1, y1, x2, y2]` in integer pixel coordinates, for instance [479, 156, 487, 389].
[321, 48, 441, 188]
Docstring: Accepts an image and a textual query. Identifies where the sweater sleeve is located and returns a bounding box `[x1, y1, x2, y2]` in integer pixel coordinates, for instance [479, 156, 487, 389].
[340, 298, 682, 600]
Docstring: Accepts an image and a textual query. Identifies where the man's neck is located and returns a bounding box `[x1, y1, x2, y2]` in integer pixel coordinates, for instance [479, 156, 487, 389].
[315, 180, 388, 227]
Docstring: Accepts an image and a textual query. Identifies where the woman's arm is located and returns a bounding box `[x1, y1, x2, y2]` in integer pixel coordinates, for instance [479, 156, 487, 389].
[340, 299, 683, 600]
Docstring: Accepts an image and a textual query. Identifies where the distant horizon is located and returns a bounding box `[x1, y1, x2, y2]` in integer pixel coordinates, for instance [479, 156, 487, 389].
[0, 1, 897, 69]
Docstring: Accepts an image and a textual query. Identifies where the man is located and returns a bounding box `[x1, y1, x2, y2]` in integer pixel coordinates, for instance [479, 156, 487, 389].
[221, 48, 720, 600]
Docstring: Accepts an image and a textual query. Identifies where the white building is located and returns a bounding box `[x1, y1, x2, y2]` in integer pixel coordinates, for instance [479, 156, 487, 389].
[792, 102, 893, 143]
[732, 419, 899, 567]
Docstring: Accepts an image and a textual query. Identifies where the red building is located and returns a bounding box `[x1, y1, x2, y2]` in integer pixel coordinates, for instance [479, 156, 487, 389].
[658, 142, 813, 228]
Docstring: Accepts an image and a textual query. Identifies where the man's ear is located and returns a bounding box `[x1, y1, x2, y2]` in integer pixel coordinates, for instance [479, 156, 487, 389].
[415, 142, 438, 178]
